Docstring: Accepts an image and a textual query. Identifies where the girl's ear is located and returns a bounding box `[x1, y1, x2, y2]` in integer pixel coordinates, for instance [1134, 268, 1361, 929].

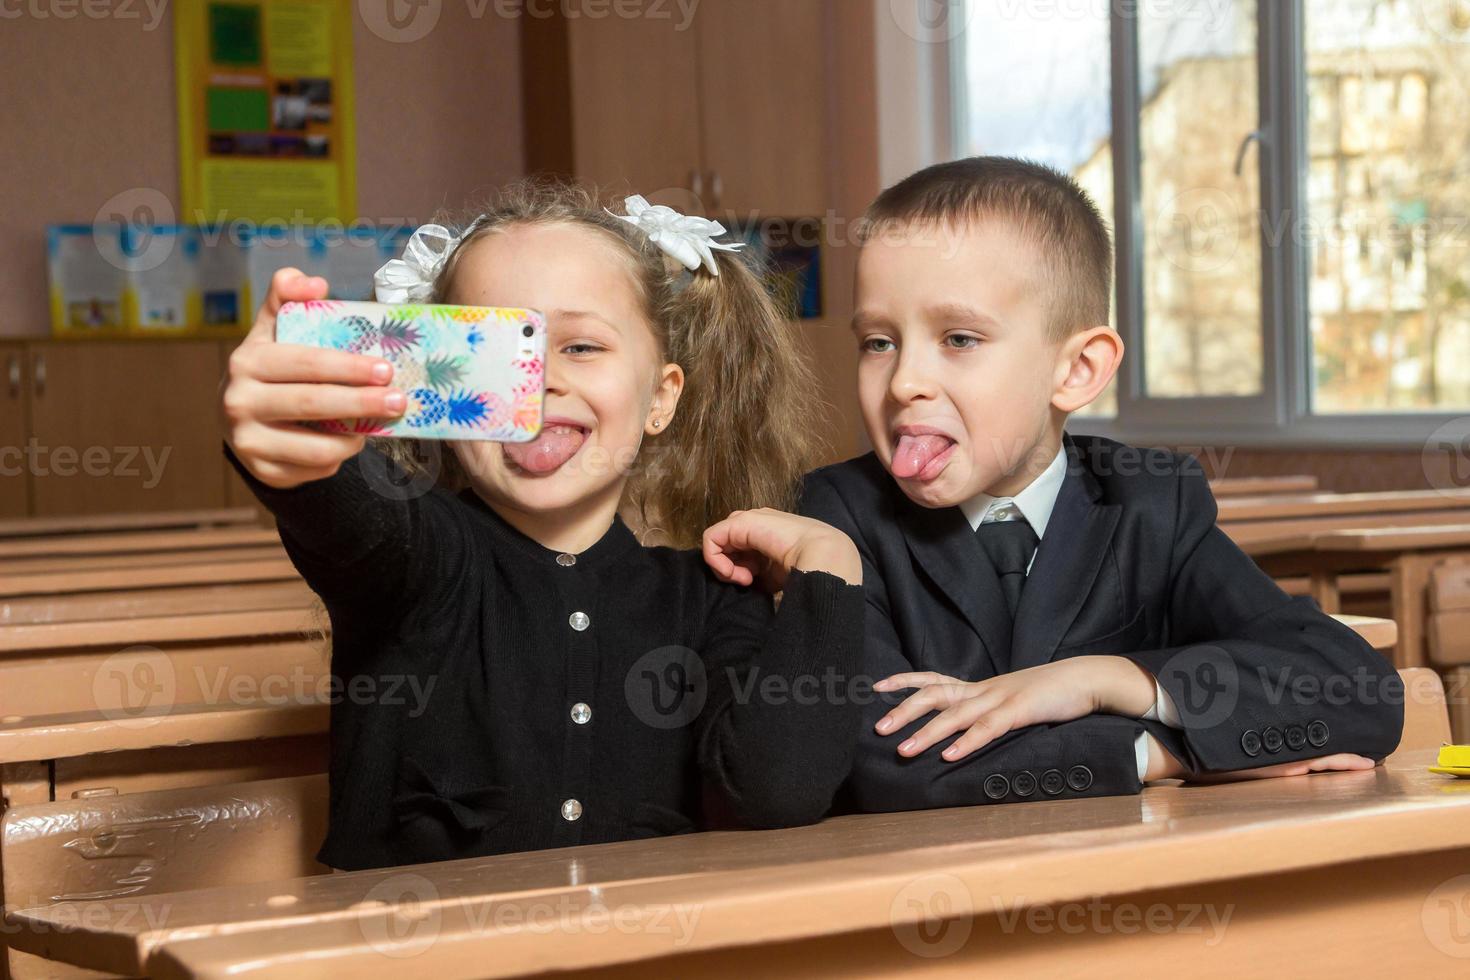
[1052, 326, 1123, 414]
[647, 361, 686, 435]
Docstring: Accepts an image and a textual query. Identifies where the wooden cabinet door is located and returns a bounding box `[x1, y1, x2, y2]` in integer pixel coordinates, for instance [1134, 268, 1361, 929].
[27, 342, 228, 515]
[567, 14, 704, 208]
[0, 343, 32, 517]
[696, 0, 828, 217]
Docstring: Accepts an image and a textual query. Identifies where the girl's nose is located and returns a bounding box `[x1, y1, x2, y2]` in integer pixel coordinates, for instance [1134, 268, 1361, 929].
[543, 355, 568, 396]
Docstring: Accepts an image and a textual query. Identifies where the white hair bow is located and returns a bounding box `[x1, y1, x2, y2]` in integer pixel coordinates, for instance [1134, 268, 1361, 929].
[373, 223, 463, 303]
[610, 195, 744, 276]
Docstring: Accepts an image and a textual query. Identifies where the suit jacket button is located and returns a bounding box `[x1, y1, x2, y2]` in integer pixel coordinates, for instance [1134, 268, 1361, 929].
[1285, 724, 1307, 751]
[1012, 771, 1037, 797]
[1262, 726, 1284, 753]
[1307, 719, 1330, 748]
[1066, 765, 1093, 792]
[1241, 730, 1263, 757]
[983, 774, 1010, 800]
[1040, 769, 1065, 795]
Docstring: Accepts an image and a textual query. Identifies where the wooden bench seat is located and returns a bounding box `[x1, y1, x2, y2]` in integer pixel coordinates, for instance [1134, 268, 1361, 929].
[0, 580, 314, 627]
[0, 555, 297, 601]
[0, 528, 282, 562]
[0, 509, 261, 541]
[0, 545, 287, 577]
[0, 641, 327, 727]
[0, 700, 329, 771]
[0, 606, 321, 655]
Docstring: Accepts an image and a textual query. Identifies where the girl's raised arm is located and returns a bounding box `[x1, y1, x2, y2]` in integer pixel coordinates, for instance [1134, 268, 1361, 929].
[222, 269, 458, 616]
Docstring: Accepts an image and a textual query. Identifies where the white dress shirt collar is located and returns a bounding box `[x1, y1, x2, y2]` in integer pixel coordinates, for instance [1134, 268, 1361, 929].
[959, 442, 1068, 538]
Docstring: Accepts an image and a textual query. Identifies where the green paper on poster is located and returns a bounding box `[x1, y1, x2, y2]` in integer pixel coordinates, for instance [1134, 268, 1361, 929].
[209, 4, 262, 66]
[176, 0, 357, 225]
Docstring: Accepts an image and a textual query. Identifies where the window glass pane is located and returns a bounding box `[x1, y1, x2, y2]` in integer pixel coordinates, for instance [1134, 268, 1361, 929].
[1138, 0, 1263, 397]
[1305, 0, 1470, 412]
[958, 1, 1116, 416]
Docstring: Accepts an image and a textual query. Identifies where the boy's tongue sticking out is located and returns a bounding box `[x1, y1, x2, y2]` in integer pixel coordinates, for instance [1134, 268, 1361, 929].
[890, 433, 954, 480]
[503, 423, 586, 474]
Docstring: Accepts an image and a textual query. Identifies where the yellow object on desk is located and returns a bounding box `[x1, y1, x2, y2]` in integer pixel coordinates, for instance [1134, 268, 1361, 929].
[1428, 743, 1470, 776]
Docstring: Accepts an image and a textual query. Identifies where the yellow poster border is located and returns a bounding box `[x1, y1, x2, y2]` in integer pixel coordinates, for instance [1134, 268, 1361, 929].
[173, 0, 357, 224]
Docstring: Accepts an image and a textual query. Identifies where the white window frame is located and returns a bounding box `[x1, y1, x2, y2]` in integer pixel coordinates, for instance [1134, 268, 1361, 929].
[940, 0, 1467, 449]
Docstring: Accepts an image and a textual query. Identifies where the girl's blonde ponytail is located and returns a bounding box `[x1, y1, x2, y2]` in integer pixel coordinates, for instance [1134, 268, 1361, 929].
[629, 248, 826, 548]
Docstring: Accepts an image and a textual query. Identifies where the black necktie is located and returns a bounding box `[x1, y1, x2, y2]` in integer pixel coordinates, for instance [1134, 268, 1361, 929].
[975, 515, 1039, 623]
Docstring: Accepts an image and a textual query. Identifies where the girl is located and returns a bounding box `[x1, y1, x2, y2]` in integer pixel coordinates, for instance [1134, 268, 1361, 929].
[221, 181, 865, 871]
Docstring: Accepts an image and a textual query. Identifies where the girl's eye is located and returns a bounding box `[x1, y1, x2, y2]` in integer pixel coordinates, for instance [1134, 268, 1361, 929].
[945, 335, 981, 350]
[861, 337, 895, 354]
[561, 342, 604, 356]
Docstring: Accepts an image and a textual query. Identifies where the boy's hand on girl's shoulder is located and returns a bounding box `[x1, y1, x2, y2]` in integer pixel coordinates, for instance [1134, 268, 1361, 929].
[873, 658, 1112, 762]
[702, 509, 863, 592]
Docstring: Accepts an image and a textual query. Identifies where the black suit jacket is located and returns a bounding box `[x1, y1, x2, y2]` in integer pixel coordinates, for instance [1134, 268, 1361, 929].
[800, 434, 1404, 812]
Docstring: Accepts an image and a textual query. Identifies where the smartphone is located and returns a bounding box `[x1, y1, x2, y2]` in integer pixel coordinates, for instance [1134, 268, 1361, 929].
[276, 300, 546, 442]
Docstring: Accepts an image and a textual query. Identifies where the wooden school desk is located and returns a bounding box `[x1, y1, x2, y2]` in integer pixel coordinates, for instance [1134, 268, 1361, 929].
[0, 527, 301, 633]
[5, 748, 1468, 979]
[0, 528, 282, 562]
[0, 509, 261, 541]
[0, 550, 296, 601]
[0, 580, 315, 627]
[1208, 475, 1318, 497]
[1246, 525, 1470, 669]
[1, 545, 288, 577]
[1333, 613, 1397, 651]
[0, 603, 331, 807]
[1217, 488, 1470, 523]
[0, 625, 1419, 979]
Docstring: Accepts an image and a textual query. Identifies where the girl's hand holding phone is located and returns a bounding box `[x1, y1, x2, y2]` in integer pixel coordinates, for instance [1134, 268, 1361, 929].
[221, 268, 405, 489]
[702, 509, 863, 592]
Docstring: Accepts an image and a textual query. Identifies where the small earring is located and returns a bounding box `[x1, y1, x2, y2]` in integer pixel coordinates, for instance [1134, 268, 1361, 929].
[651, 418, 662, 429]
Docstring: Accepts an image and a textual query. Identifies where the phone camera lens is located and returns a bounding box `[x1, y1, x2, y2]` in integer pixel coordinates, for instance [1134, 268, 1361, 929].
[522, 325, 534, 338]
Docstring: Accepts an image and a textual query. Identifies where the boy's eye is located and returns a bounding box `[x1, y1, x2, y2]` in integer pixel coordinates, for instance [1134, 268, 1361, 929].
[861, 337, 895, 354]
[944, 334, 981, 350]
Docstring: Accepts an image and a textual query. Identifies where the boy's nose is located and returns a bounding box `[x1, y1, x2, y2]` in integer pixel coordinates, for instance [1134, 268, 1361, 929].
[888, 355, 937, 403]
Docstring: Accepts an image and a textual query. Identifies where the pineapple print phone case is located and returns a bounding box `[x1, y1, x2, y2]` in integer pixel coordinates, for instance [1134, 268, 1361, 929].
[276, 301, 546, 441]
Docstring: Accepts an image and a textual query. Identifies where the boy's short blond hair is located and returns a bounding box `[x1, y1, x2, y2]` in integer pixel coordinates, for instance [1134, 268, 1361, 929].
[859, 156, 1113, 342]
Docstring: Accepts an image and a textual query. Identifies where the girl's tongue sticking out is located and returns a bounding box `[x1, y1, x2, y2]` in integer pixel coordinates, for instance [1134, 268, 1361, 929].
[503, 423, 587, 475]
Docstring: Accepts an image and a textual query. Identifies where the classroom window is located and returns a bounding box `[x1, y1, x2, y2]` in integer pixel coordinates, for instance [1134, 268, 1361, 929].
[949, 0, 1470, 442]
[954, 0, 1116, 416]
[1304, 0, 1470, 414]
[1137, 0, 1263, 398]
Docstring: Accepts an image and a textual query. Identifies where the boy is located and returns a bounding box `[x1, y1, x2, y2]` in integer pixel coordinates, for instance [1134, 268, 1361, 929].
[801, 157, 1403, 810]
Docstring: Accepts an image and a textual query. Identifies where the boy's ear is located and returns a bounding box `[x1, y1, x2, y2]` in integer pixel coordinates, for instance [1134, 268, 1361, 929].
[1052, 326, 1123, 414]
[647, 361, 686, 435]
